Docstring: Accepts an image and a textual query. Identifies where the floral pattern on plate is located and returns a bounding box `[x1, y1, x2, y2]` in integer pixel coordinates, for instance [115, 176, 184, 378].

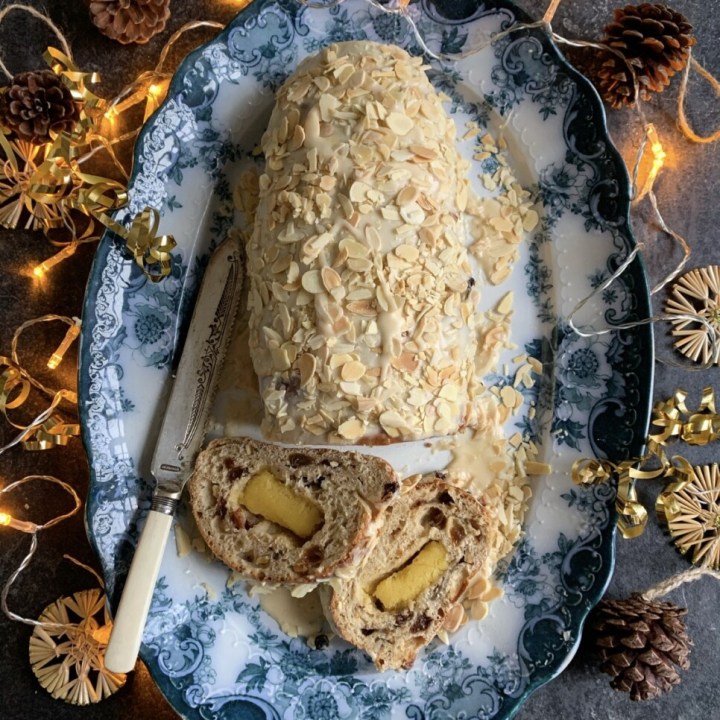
[79, 1, 653, 718]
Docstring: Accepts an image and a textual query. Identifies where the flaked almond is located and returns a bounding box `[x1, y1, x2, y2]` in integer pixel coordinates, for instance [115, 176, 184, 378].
[301, 270, 324, 294]
[338, 417, 365, 440]
[496, 291, 514, 316]
[396, 186, 419, 206]
[365, 225, 381, 250]
[321, 266, 342, 291]
[399, 201, 425, 225]
[347, 299, 377, 316]
[298, 353, 316, 387]
[288, 123, 305, 152]
[341, 237, 368, 258]
[470, 600, 489, 621]
[386, 111, 414, 136]
[349, 180, 370, 203]
[467, 576, 490, 600]
[341, 360, 366, 382]
[442, 604, 465, 633]
[522, 208, 539, 232]
[409, 144, 437, 160]
[379, 410, 408, 430]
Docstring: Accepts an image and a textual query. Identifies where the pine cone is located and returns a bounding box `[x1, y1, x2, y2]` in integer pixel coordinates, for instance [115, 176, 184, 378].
[0, 70, 81, 144]
[89, 0, 171, 45]
[588, 593, 691, 701]
[591, 3, 695, 108]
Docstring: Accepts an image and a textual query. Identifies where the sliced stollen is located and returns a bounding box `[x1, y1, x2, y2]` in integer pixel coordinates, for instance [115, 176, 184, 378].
[188, 437, 400, 584]
[328, 478, 496, 671]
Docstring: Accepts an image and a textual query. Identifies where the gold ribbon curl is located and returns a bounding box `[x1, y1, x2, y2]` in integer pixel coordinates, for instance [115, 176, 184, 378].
[573, 388, 720, 539]
[0, 358, 79, 452]
[649, 387, 720, 447]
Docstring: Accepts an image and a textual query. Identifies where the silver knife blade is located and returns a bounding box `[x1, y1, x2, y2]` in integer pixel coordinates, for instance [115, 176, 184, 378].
[150, 232, 243, 514]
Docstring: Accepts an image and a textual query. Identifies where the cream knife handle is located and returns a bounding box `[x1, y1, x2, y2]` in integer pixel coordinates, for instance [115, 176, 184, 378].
[104, 510, 173, 673]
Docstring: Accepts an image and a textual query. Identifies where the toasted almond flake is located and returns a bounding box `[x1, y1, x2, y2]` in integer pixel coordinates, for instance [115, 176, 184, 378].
[346, 256, 372, 273]
[386, 112, 414, 135]
[528, 356, 543, 374]
[409, 144, 438, 159]
[379, 410, 408, 430]
[349, 180, 370, 203]
[301, 270, 324, 294]
[500, 385, 517, 408]
[338, 417, 365, 440]
[297, 353, 316, 387]
[522, 208, 539, 232]
[467, 576, 490, 600]
[395, 243, 420, 262]
[396, 185, 419, 206]
[321, 266, 342, 291]
[341, 360, 366, 382]
[470, 600, 489, 621]
[347, 299, 377, 316]
[442, 604, 465, 633]
[400, 201, 425, 225]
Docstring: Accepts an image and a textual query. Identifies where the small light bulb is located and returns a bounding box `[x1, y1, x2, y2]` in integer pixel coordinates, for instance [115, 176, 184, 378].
[0, 511, 37, 533]
[47, 319, 82, 370]
[32, 244, 77, 280]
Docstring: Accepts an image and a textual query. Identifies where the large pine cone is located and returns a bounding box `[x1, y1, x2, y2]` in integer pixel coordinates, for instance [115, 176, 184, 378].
[0, 70, 81, 144]
[89, 0, 171, 45]
[588, 593, 691, 701]
[592, 3, 695, 108]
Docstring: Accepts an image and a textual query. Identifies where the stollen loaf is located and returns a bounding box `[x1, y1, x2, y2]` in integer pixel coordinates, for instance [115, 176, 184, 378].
[247, 40, 477, 444]
[327, 478, 496, 670]
[187, 437, 400, 584]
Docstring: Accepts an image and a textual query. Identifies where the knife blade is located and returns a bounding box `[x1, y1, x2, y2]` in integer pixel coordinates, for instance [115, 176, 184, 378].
[104, 233, 244, 673]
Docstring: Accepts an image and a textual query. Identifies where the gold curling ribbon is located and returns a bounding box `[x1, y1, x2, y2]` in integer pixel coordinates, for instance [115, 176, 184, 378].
[22, 416, 80, 451]
[649, 387, 720, 447]
[616, 464, 647, 539]
[111, 207, 176, 283]
[655, 455, 694, 524]
[0, 366, 79, 451]
[571, 457, 653, 538]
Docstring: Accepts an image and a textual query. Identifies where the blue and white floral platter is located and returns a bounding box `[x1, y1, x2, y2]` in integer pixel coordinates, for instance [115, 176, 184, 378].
[79, 1, 653, 718]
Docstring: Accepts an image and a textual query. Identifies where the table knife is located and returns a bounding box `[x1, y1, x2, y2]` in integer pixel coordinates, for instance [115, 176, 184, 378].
[104, 233, 243, 673]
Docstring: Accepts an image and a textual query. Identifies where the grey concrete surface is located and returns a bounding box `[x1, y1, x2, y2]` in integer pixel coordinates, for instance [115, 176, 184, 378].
[0, 1, 717, 718]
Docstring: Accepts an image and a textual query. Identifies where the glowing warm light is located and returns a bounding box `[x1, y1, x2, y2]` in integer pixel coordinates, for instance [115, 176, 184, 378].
[47, 319, 81, 370]
[636, 123, 666, 200]
[33, 243, 77, 279]
[148, 83, 162, 96]
[0, 511, 37, 533]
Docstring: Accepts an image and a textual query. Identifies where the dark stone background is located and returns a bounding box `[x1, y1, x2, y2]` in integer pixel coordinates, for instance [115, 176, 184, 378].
[0, 0, 717, 718]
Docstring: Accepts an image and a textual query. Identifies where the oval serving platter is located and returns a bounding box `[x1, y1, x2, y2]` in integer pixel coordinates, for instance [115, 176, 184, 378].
[79, 1, 653, 718]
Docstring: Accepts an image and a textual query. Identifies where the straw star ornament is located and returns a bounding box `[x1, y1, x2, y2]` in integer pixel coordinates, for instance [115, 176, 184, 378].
[29, 589, 126, 704]
[665, 266, 720, 366]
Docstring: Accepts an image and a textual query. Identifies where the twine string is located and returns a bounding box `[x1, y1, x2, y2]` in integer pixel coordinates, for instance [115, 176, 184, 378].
[0, 475, 81, 629]
[641, 563, 720, 602]
[677, 52, 720, 145]
[0, 3, 73, 80]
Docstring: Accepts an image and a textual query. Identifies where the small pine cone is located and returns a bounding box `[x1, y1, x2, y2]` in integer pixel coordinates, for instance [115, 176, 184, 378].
[588, 593, 691, 701]
[89, 0, 171, 45]
[0, 70, 81, 144]
[592, 3, 696, 108]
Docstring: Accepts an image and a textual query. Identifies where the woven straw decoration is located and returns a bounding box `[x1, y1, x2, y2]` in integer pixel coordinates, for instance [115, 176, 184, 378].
[665, 464, 720, 570]
[29, 589, 126, 704]
[665, 265, 720, 366]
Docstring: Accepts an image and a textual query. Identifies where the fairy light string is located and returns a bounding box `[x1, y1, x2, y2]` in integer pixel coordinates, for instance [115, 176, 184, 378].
[0, 475, 81, 628]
